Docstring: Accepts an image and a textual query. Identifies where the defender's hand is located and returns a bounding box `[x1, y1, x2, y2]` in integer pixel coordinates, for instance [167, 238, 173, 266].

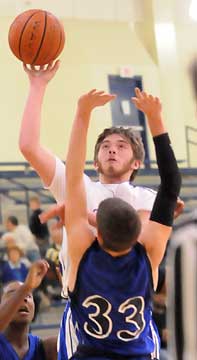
[131, 87, 162, 121]
[77, 89, 116, 114]
[24, 260, 49, 291]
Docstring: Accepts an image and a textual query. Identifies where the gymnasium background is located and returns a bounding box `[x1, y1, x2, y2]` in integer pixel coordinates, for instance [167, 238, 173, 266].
[0, 0, 196, 166]
[0, 0, 197, 354]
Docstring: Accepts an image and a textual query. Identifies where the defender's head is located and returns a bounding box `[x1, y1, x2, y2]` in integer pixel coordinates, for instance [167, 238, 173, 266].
[96, 198, 142, 252]
[94, 127, 145, 182]
[1, 281, 35, 325]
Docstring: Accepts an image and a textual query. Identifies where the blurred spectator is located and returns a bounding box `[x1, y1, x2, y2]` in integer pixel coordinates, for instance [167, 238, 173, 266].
[46, 224, 62, 267]
[1, 245, 29, 284]
[0, 232, 15, 249]
[29, 195, 50, 257]
[45, 223, 62, 300]
[5, 216, 40, 262]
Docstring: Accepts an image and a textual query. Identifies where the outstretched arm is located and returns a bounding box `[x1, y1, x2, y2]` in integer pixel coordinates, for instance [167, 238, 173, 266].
[132, 89, 181, 276]
[65, 90, 116, 290]
[19, 61, 60, 186]
[39, 202, 97, 229]
[0, 260, 49, 331]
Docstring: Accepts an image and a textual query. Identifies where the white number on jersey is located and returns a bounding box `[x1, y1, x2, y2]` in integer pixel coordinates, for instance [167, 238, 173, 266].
[83, 295, 112, 339]
[82, 295, 146, 341]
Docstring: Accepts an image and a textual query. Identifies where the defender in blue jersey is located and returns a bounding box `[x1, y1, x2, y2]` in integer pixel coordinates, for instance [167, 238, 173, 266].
[61, 87, 181, 359]
[0, 260, 57, 360]
[0, 332, 44, 360]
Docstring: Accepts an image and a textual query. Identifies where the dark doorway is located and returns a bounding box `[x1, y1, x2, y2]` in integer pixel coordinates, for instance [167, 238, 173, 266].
[108, 75, 150, 167]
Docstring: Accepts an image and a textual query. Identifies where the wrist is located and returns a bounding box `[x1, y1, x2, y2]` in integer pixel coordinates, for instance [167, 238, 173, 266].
[153, 132, 170, 144]
[22, 281, 33, 293]
[30, 80, 47, 91]
[146, 114, 166, 137]
[76, 106, 92, 117]
[146, 112, 163, 122]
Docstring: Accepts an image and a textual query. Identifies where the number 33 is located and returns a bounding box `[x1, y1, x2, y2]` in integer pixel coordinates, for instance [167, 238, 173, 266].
[82, 295, 146, 341]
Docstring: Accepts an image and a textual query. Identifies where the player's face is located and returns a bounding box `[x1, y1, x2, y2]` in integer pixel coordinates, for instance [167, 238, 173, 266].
[95, 134, 140, 182]
[1, 281, 35, 324]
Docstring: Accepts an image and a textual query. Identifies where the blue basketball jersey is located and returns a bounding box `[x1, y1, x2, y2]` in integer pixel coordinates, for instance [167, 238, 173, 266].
[0, 333, 45, 360]
[68, 240, 160, 359]
[58, 300, 80, 360]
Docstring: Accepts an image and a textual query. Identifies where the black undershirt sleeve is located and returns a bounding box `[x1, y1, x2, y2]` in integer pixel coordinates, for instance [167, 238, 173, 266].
[150, 133, 181, 226]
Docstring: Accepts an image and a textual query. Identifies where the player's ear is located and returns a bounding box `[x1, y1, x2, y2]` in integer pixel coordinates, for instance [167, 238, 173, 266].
[131, 159, 141, 170]
[97, 231, 103, 246]
[94, 160, 99, 171]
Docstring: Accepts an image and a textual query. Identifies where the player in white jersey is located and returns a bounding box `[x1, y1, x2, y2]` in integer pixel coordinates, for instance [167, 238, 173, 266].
[19, 62, 157, 288]
[19, 62, 183, 291]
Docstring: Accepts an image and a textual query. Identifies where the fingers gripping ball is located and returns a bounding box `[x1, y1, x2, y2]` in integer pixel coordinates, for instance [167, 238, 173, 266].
[8, 9, 65, 65]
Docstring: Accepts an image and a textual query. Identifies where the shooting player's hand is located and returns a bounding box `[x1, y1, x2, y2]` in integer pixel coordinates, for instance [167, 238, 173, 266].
[23, 60, 60, 86]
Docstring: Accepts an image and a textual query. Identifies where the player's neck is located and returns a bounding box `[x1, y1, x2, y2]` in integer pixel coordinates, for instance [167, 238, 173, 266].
[105, 247, 131, 257]
[99, 173, 130, 184]
[4, 323, 29, 346]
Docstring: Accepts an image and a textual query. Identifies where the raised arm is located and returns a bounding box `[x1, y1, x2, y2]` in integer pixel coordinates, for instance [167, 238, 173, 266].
[0, 260, 49, 332]
[65, 90, 116, 289]
[19, 61, 60, 186]
[132, 88, 181, 278]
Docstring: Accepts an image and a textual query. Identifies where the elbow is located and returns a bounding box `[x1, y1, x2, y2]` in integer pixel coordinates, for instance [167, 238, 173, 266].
[172, 169, 182, 198]
[19, 143, 31, 158]
[162, 169, 182, 199]
[19, 141, 28, 155]
[19, 137, 35, 158]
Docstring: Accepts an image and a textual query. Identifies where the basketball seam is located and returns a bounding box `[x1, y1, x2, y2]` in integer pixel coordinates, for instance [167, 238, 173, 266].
[18, 10, 41, 61]
[32, 11, 47, 65]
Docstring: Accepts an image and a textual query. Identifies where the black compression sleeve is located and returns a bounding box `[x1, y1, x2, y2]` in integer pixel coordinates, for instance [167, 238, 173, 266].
[150, 133, 181, 226]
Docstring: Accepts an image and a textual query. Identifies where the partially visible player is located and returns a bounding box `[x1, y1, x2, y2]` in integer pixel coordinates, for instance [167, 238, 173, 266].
[189, 57, 197, 102]
[167, 57, 197, 360]
[0, 260, 57, 360]
[62, 87, 181, 359]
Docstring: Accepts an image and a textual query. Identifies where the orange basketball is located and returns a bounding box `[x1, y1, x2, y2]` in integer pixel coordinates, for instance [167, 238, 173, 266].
[8, 9, 65, 65]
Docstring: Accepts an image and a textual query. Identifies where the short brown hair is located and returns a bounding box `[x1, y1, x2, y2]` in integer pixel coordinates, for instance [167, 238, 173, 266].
[94, 127, 145, 181]
[96, 198, 141, 252]
[7, 245, 24, 257]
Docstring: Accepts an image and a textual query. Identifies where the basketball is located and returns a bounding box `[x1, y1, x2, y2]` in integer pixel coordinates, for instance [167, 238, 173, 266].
[8, 9, 65, 65]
